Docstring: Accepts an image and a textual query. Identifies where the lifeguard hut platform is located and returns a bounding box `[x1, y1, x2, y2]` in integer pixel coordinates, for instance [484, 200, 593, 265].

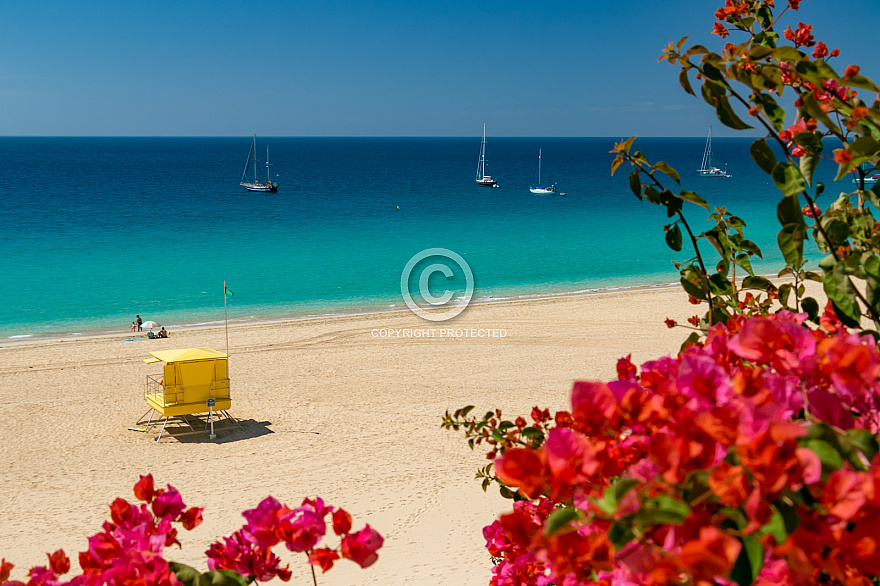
[140, 348, 240, 441]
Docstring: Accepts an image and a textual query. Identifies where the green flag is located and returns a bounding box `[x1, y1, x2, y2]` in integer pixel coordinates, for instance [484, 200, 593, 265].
[225, 287, 234, 297]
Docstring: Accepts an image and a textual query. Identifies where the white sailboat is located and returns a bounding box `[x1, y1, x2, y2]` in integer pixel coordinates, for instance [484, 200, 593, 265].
[475, 123, 498, 187]
[529, 149, 557, 194]
[698, 127, 730, 177]
[240, 135, 278, 192]
[851, 163, 880, 184]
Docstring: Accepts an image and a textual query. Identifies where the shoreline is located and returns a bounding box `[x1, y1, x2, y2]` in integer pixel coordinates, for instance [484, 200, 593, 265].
[0, 277, 696, 344]
[2, 269, 793, 345]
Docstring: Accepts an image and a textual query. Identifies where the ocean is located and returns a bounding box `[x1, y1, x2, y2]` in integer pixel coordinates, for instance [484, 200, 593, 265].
[0, 136, 845, 340]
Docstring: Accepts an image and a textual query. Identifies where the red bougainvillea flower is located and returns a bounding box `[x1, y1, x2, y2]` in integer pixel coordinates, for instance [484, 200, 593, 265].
[133, 474, 160, 503]
[45, 550, 69, 576]
[783, 22, 815, 47]
[308, 547, 341, 573]
[495, 447, 547, 499]
[813, 41, 830, 59]
[678, 526, 742, 585]
[340, 525, 384, 568]
[331, 508, 352, 536]
[834, 148, 855, 165]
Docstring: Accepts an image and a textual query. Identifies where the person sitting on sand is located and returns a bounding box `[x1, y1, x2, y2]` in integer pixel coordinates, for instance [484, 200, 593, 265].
[158, 327, 168, 338]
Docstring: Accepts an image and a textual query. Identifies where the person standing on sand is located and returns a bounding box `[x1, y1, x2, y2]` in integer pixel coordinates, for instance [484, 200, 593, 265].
[130, 321, 136, 331]
[136, 315, 143, 332]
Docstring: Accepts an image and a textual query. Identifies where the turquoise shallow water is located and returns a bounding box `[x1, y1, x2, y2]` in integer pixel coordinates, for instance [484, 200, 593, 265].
[0, 136, 849, 340]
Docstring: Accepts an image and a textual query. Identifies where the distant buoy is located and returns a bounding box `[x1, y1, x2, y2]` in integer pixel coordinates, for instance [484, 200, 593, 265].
[396, 206, 399, 209]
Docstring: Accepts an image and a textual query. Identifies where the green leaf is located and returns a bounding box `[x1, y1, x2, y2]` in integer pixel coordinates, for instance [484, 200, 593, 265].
[171, 563, 203, 586]
[772, 163, 807, 196]
[773, 46, 803, 62]
[198, 571, 251, 586]
[680, 331, 701, 352]
[803, 439, 843, 471]
[679, 190, 710, 210]
[847, 429, 880, 461]
[777, 195, 806, 227]
[680, 69, 695, 96]
[778, 283, 792, 308]
[750, 138, 777, 175]
[731, 535, 764, 586]
[666, 224, 683, 251]
[799, 153, 819, 187]
[777, 223, 806, 269]
[802, 297, 820, 321]
[748, 44, 773, 60]
[846, 73, 878, 92]
[734, 253, 755, 277]
[708, 272, 733, 295]
[629, 170, 642, 199]
[681, 265, 708, 300]
[824, 262, 861, 324]
[716, 96, 753, 130]
[761, 507, 788, 543]
[848, 135, 880, 159]
[802, 92, 839, 133]
[545, 507, 583, 536]
[752, 93, 786, 131]
[653, 161, 680, 184]
[742, 276, 773, 291]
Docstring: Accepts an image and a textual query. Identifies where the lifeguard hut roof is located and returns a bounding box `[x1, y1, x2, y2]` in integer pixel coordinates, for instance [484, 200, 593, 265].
[143, 348, 229, 364]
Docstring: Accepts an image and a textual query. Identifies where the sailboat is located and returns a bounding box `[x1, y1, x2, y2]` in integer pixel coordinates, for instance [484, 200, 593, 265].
[698, 127, 730, 177]
[851, 163, 880, 184]
[240, 135, 278, 192]
[529, 149, 557, 194]
[475, 124, 498, 187]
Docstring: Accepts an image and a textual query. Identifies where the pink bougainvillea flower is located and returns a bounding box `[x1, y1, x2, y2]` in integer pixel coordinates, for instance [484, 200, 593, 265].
[206, 529, 292, 582]
[241, 496, 291, 548]
[728, 314, 815, 372]
[544, 427, 598, 498]
[279, 505, 327, 553]
[150, 485, 185, 521]
[570, 381, 619, 434]
[817, 334, 880, 407]
[340, 525, 384, 569]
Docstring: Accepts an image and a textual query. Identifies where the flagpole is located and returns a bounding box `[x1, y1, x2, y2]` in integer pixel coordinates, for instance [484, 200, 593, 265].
[224, 280, 229, 358]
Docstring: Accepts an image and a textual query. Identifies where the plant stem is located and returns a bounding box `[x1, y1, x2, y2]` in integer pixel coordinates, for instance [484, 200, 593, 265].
[677, 212, 715, 324]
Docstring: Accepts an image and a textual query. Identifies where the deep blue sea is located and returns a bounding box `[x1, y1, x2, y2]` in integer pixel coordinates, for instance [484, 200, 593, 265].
[0, 136, 850, 340]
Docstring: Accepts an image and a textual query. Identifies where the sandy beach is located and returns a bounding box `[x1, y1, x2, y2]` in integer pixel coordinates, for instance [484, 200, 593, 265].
[0, 286, 752, 584]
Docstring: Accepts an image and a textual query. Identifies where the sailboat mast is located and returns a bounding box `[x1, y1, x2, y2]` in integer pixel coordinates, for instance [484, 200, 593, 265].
[252, 135, 258, 183]
[538, 149, 542, 184]
[266, 146, 270, 183]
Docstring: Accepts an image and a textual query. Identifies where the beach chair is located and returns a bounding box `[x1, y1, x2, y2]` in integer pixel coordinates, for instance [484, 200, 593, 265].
[139, 348, 241, 441]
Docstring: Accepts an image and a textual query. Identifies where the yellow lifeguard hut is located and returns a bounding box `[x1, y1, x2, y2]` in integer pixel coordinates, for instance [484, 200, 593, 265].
[141, 348, 238, 441]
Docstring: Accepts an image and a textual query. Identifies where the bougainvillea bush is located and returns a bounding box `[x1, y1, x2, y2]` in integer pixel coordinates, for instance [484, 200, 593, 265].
[444, 1, 880, 585]
[0, 474, 382, 586]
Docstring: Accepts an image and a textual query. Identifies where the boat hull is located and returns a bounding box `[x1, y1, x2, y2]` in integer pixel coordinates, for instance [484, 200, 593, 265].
[477, 177, 498, 187]
[530, 186, 556, 194]
[241, 182, 278, 193]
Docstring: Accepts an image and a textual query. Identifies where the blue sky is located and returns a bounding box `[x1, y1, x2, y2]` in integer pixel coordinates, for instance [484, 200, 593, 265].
[2, 1, 877, 137]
